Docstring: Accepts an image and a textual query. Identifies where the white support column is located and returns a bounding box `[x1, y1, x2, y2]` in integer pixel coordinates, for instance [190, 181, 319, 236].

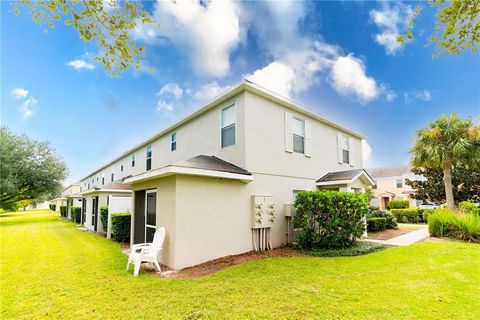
[107, 195, 112, 239]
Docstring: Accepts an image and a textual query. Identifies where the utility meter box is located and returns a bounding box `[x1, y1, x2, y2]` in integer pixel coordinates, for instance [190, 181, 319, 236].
[251, 196, 275, 228]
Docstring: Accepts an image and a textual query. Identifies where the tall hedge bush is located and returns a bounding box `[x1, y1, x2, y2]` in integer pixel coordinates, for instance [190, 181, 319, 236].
[387, 200, 409, 209]
[100, 206, 109, 231]
[367, 210, 398, 229]
[60, 205, 67, 217]
[293, 191, 367, 249]
[49, 204, 56, 211]
[71, 206, 81, 223]
[367, 217, 387, 232]
[390, 209, 419, 223]
[111, 213, 131, 242]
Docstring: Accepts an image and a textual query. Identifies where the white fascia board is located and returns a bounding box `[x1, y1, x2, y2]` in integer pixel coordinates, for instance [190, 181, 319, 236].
[124, 165, 254, 184]
[316, 179, 351, 186]
[80, 189, 132, 196]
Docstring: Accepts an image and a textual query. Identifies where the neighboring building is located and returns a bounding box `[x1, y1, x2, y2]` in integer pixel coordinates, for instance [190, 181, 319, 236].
[27, 200, 50, 210]
[51, 184, 81, 215]
[79, 79, 373, 270]
[367, 165, 423, 210]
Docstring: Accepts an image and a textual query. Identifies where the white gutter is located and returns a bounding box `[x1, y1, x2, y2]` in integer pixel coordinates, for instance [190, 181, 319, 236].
[124, 165, 254, 184]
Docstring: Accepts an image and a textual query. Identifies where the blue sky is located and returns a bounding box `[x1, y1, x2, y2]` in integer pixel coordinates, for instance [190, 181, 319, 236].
[1, 1, 479, 184]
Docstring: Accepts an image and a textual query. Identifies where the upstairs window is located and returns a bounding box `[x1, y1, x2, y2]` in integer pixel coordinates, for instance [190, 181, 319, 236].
[373, 180, 378, 189]
[337, 133, 352, 165]
[171, 133, 177, 151]
[221, 104, 235, 148]
[146, 145, 152, 171]
[292, 117, 305, 154]
[111, 171, 114, 182]
[396, 178, 403, 188]
[102, 172, 105, 185]
[131, 153, 135, 167]
[120, 161, 124, 172]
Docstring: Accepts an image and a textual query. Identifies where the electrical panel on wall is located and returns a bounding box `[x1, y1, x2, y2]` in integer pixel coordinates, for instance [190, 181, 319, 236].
[251, 195, 275, 229]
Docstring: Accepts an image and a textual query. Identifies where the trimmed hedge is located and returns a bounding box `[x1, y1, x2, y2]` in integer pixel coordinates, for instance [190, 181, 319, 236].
[111, 213, 131, 243]
[428, 208, 480, 242]
[293, 191, 368, 249]
[60, 205, 67, 217]
[387, 200, 409, 209]
[367, 210, 398, 229]
[390, 209, 419, 223]
[459, 201, 480, 216]
[71, 206, 81, 223]
[100, 206, 108, 231]
[49, 204, 56, 211]
[367, 217, 387, 232]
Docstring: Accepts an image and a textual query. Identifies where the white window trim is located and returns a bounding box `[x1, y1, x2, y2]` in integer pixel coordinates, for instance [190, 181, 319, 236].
[146, 145, 152, 171]
[292, 117, 305, 154]
[220, 103, 236, 148]
[171, 132, 177, 151]
[145, 189, 157, 243]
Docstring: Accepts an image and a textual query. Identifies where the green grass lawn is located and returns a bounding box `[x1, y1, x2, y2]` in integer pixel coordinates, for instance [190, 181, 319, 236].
[1, 210, 479, 319]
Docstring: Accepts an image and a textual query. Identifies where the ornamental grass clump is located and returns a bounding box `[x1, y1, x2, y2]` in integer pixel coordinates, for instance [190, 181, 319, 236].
[428, 208, 480, 242]
[293, 191, 367, 250]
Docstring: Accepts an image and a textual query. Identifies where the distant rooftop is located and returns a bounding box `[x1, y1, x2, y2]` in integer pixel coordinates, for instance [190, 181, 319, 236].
[317, 169, 366, 182]
[367, 165, 411, 178]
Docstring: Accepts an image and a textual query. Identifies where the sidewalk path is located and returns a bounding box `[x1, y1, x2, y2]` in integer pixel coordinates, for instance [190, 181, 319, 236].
[366, 226, 429, 247]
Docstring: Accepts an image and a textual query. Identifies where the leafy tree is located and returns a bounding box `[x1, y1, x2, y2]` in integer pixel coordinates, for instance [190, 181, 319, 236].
[0, 127, 68, 211]
[16, 199, 32, 211]
[406, 165, 480, 205]
[410, 113, 479, 208]
[13, 0, 154, 76]
[398, 0, 480, 57]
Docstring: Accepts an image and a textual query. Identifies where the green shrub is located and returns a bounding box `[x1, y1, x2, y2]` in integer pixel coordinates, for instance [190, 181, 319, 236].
[111, 213, 131, 242]
[367, 210, 398, 229]
[293, 191, 368, 249]
[390, 209, 420, 223]
[367, 217, 387, 232]
[428, 208, 480, 242]
[60, 205, 67, 217]
[100, 206, 109, 231]
[387, 200, 409, 209]
[49, 204, 56, 211]
[71, 206, 81, 223]
[459, 201, 480, 216]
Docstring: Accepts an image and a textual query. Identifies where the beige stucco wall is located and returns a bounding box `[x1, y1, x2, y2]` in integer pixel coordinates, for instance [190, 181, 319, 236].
[244, 91, 364, 179]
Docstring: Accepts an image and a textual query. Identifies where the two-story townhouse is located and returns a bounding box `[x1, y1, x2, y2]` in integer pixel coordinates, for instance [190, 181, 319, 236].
[78, 80, 373, 269]
[367, 165, 424, 210]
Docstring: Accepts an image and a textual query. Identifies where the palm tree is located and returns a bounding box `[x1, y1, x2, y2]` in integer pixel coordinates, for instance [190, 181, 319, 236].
[410, 113, 479, 208]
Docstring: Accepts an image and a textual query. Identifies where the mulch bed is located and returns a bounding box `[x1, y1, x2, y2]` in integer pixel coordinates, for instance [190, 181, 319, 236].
[142, 247, 305, 278]
[367, 228, 413, 240]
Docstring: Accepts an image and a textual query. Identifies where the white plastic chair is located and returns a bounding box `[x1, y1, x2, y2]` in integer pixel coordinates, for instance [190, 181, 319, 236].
[126, 227, 165, 277]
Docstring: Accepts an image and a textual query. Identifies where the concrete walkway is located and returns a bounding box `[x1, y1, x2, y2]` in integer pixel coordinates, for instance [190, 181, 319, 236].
[367, 226, 429, 247]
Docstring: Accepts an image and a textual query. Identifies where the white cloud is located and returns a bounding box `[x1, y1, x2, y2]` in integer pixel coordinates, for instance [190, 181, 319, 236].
[157, 83, 183, 99]
[11, 88, 29, 99]
[192, 81, 230, 101]
[330, 55, 380, 104]
[135, 0, 241, 77]
[67, 59, 96, 71]
[404, 90, 432, 104]
[19, 97, 37, 119]
[362, 140, 374, 168]
[247, 62, 295, 97]
[370, 3, 413, 55]
[155, 100, 174, 113]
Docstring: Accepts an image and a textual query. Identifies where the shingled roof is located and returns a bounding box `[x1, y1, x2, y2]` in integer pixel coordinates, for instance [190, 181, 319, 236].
[317, 169, 366, 183]
[367, 165, 411, 178]
[174, 155, 252, 176]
